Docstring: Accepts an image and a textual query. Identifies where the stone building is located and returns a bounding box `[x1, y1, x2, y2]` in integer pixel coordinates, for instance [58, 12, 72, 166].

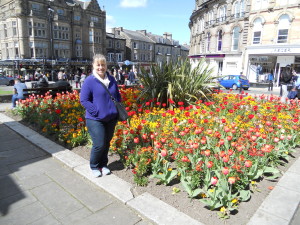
[245, 0, 300, 84]
[189, 0, 300, 83]
[106, 32, 126, 70]
[0, 0, 106, 76]
[113, 27, 155, 72]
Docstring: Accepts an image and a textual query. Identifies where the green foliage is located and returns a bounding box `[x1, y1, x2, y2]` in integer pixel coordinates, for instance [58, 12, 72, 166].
[138, 58, 219, 106]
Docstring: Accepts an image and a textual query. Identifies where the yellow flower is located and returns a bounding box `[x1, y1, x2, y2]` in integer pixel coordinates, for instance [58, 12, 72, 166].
[251, 181, 256, 185]
[209, 189, 214, 193]
[220, 207, 226, 213]
[231, 198, 238, 204]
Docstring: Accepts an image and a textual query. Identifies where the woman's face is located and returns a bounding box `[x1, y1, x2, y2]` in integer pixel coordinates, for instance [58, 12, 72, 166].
[93, 60, 107, 77]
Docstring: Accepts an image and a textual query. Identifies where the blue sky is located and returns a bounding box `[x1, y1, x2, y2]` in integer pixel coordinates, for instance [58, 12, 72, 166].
[97, 0, 195, 45]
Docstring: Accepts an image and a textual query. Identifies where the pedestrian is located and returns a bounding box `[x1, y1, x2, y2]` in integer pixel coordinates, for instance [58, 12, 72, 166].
[12, 78, 27, 108]
[80, 54, 121, 177]
[53, 72, 71, 88]
[280, 65, 293, 103]
[74, 72, 80, 88]
[80, 72, 86, 87]
[267, 70, 274, 91]
[128, 69, 135, 84]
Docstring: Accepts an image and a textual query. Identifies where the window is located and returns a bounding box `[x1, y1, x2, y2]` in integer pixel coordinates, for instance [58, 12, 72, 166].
[233, 0, 245, 18]
[107, 53, 114, 62]
[206, 32, 211, 52]
[218, 5, 227, 22]
[232, 26, 240, 50]
[252, 18, 263, 44]
[217, 30, 222, 51]
[116, 41, 120, 48]
[108, 40, 112, 48]
[134, 53, 138, 60]
[133, 42, 138, 49]
[277, 14, 290, 43]
[74, 15, 81, 21]
[4, 24, 7, 38]
[117, 53, 122, 62]
[91, 16, 99, 22]
[76, 45, 82, 57]
[57, 9, 64, 15]
[32, 3, 40, 11]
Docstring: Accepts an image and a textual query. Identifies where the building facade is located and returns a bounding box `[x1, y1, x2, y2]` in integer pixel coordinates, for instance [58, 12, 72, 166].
[0, 0, 106, 77]
[106, 32, 126, 70]
[189, 0, 300, 84]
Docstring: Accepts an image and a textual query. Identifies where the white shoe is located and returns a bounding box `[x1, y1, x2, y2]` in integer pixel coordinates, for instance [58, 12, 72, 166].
[101, 167, 111, 176]
[92, 169, 102, 177]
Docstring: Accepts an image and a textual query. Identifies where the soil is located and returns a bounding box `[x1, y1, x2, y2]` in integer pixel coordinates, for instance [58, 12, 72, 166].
[5, 110, 300, 225]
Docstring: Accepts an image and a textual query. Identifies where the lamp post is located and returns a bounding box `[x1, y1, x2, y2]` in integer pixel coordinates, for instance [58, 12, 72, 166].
[47, 0, 54, 81]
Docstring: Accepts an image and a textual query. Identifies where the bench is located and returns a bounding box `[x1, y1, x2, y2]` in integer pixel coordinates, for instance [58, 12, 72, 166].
[23, 85, 73, 98]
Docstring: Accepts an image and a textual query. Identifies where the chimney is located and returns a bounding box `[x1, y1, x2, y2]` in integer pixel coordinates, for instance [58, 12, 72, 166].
[163, 32, 168, 39]
[167, 33, 172, 41]
[138, 30, 147, 35]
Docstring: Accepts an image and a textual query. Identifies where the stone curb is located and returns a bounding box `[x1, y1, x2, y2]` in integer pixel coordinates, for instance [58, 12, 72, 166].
[0, 113, 203, 225]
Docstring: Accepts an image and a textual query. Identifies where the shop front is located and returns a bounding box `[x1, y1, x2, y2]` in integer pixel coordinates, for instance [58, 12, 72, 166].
[245, 45, 300, 86]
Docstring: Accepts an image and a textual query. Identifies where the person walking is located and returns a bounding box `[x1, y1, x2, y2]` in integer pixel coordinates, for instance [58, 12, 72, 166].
[74, 73, 80, 88]
[12, 78, 27, 108]
[267, 70, 274, 91]
[80, 54, 121, 178]
[128, 69, 135, 85]
[280, 65, 293, 103]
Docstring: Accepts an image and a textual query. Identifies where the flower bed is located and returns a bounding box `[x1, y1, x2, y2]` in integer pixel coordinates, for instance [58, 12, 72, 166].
[15, 89, 300, 219]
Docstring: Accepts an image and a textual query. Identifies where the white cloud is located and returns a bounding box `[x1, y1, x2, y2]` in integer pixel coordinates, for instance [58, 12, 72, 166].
[120, 0, 147, 8]
[106, 15, 116, 31]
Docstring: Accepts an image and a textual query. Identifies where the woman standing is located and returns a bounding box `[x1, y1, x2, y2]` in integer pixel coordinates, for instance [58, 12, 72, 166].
[80, 54, 121, 177]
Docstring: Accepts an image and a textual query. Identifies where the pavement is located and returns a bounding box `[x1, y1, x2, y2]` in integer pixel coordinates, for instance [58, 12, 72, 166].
[0, 86, 300, 225]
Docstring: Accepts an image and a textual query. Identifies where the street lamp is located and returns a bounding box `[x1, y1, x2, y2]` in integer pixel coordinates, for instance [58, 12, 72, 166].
[47, 0, 55, 81]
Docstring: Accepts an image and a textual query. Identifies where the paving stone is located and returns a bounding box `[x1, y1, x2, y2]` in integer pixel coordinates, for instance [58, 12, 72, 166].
[0, 139, 28, 152]
[0, 201, 49, 225]
[58, 208, 93, 225]
[46, 166, 114, 212]
[0, 190, 36, 216]
[53, 150, 88, 169]
[17, 173, 52, 190]
[259, 186, 300, 222]
[29, 214, 61, 225]
[247, 209, 289, 225]
[0, 165, 10, 176]
[0, 175, 23, 200]
[135, 220, 155, 225]
[0, 148, 45, 165]
[75, 201, 141, 225]
[287, 157, 300, 175]
[31, 181, 84, 219]
[8, 156, 59, 180]
[74, 164, 134, 203]
[127, 192, 204, 225]
[277, 171, 300, 193]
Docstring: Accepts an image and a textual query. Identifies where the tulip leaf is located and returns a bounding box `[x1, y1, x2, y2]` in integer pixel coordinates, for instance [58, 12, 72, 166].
[239, 190, 251, 202]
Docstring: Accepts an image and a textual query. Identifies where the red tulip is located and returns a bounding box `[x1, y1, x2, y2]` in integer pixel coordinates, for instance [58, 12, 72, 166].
[161, 149, 168, 157]
[211, 177, 218, 185]
[244, 160, 252, 168]
[133, 137, 139, 144]
[222, 167, 229, 175]
[207, 161, 213, 168]
[228, 177, 236, 184]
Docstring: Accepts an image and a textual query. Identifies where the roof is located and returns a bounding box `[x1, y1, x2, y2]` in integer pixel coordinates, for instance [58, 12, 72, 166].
[146, 33, 173, 45]
[73, 0, 89, 9]
[106, 33, 126, 40]
[122, 29, 155, 43]
[181, 44, 190, 51]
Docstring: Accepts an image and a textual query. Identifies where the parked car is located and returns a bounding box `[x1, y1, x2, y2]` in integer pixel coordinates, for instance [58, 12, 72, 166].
[218, 75, 250, 90]
[0, 75, 14, 86]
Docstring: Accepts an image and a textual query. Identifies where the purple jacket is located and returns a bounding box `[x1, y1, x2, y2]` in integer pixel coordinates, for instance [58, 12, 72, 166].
[80, 73, 121, 122]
